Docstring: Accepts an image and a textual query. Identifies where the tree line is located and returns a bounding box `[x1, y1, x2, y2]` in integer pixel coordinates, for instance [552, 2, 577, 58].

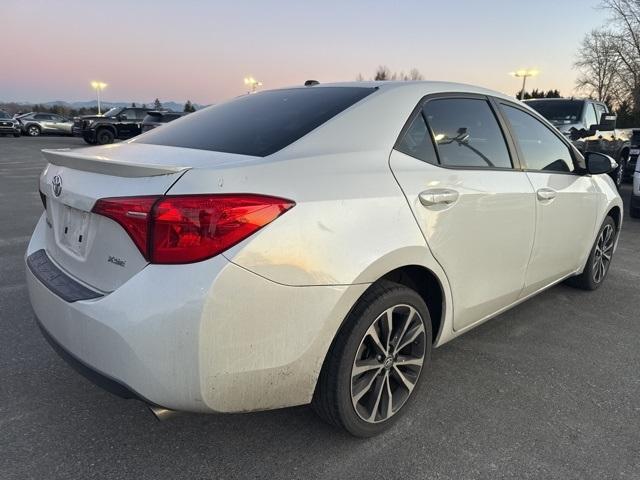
[357, 66, 425, 81]
[517, 89, 562, 100]
[574, 0, 640, 126]
[0, 99, 197, 117]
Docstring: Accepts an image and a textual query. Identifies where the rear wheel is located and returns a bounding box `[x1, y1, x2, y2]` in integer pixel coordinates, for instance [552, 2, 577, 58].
[566, 216, 616, 290]
[313, 281, 432, 437]
[27, 125, 40, 137]
[95, 128, 115, 145]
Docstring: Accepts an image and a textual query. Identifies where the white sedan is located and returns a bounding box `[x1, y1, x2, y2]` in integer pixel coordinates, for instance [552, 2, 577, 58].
[26, 81, 622, 437]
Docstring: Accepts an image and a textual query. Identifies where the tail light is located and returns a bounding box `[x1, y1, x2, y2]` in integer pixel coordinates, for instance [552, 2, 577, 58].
[92, 194, 295, 264]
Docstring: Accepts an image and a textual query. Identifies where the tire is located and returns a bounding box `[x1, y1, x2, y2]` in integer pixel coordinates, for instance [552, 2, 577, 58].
[566, 216, 617, 290]
[95, 128, 115, 145]
[631, 206, 640, 219]
[13, 132, 20, 137]
[312, 280, 432, 437]
[27, 125, 40, 137]
[82, 134, 97, 145]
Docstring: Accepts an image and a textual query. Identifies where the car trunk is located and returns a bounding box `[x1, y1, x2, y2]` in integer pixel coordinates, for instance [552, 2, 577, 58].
[39, 145, 191, 292]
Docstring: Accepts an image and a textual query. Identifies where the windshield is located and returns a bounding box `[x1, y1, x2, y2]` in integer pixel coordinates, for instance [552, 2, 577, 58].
[0, 111, 10, 119]
[102, 108, 122, 117]
[525, 100, 584, 125]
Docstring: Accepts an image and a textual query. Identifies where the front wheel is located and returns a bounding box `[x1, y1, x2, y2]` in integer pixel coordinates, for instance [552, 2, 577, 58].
[95, 128, 115, 145]
[13, 132, 20, 137]
[27, 125, 40, 137]
[566, 216, 617, 290]
[313, 281, 432, 437]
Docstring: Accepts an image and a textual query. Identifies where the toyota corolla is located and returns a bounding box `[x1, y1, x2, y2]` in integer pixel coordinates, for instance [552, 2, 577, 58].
[26, 82, 622, 437]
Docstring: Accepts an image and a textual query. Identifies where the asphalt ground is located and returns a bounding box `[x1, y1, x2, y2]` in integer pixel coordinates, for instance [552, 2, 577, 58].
[1, 136, 639, 479]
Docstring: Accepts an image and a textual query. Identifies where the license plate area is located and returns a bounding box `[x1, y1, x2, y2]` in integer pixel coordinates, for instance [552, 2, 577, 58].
[58, 205, 91, 257]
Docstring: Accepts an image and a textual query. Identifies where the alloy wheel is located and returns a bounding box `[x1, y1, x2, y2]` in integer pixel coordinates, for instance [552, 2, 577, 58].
[28, 126, 39, 136]
[350, 304, 426, 423]
[593, 224, 615, 283]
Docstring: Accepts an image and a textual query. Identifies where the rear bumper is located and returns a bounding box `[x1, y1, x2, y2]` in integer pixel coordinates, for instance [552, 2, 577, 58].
[26, 214, 366, 413]
[35, 314, 146, 401]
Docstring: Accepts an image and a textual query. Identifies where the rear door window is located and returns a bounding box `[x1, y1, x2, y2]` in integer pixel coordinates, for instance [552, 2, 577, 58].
[424, 98, 512, 169]
[136, 87, 377, 157]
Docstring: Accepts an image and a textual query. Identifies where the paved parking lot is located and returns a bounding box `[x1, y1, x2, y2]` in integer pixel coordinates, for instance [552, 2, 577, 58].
[1, 136, 639, 479]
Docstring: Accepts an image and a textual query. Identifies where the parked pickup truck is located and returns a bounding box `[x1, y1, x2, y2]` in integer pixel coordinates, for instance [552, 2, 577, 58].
[72, 107, 150, 145]
[525, 98, 629, 188]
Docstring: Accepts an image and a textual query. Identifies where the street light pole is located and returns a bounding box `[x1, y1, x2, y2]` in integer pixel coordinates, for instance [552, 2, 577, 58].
[91, 81, 108, 114]
[509, 69, 539, 100]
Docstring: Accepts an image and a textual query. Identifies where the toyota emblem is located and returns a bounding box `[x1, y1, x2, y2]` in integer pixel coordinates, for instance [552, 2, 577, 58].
[52, 175, 62, 197]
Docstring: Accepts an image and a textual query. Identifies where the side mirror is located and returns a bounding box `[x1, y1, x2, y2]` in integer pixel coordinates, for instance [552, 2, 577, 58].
[596, 112, 616, 131]
[585, 151, 617, 175]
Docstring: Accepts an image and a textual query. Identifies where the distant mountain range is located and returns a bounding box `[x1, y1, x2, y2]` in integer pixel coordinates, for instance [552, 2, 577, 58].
[2, 99, 207, 112]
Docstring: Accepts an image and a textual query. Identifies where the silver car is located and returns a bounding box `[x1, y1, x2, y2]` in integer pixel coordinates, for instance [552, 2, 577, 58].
[17, 112, 73, 136]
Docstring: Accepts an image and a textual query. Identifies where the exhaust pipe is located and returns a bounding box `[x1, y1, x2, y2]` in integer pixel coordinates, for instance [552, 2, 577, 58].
[148, 405, 181, 421]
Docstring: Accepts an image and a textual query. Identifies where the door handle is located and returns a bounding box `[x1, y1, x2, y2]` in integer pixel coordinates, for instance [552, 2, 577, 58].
[536, 188, 557, 201]
[419, 189, 459, 206]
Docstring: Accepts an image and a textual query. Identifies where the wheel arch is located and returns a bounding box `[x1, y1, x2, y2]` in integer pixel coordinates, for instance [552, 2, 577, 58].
[95, 124, 117, 135]
[607, 205, 622, 232]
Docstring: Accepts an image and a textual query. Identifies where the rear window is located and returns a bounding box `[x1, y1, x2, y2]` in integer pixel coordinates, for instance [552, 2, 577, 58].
[136, 87, 376, 157]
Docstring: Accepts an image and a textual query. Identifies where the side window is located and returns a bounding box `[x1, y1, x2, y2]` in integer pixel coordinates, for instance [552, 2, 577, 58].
[594, 103, 607, 124]
[395, 112, 438, 164]
[584, 103, 598, 129]
[502, 104, 575, 173]
[423, 98, 512, 169]
[34, 114, 51, 120]
[120, 109, 137, 120]
[135, 109, 147, 120]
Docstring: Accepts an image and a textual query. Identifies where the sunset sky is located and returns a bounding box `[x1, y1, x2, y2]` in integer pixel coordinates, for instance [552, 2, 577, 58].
[2, 0, 606, 105]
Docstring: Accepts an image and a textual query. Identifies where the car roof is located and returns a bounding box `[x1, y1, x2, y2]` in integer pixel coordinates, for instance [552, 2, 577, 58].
[270, 80, 517, 103]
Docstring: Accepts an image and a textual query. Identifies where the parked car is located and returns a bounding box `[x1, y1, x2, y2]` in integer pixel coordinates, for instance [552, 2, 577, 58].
[631, 161, 640, 218]
[16, 112, 73, 137]
[524, 98, 630, 188]
[626, 129, 640, 181]
[141, 111, 187, 133]
[0, 110, 21, 137]
[27, 82, 622, 437]
[72, 107, 150, 145]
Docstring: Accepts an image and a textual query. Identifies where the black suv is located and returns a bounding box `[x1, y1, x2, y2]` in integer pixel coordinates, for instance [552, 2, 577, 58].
[73, 107, 150, 145]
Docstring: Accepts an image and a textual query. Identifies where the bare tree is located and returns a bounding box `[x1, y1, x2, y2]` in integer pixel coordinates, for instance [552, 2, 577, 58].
[409, 68, 424, 81]
[366, 66, 424, 81]
[374, 65, 391, 81]
[574, 29, 621, 102]
[601, 0, 640, 107]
